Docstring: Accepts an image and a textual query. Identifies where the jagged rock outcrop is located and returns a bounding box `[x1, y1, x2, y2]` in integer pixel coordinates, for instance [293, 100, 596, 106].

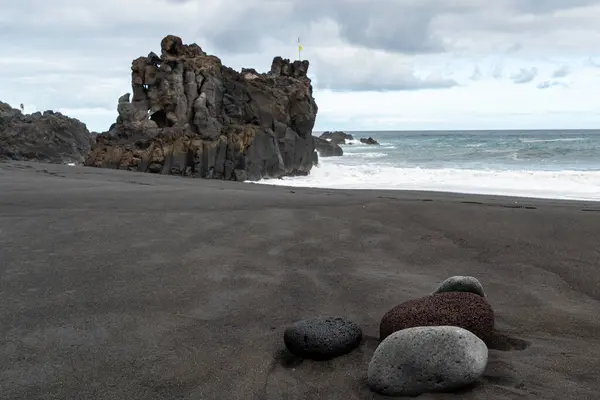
[85, 35, 319, 181]
[360, 136, 379, 145]
[314, 136, 343, 157]
[0, 102, 92, 164]
[320, 131, 353, 145]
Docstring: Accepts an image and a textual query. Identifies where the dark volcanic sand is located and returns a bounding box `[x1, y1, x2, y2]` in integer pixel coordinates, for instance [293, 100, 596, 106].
[1, 161, 599, 400]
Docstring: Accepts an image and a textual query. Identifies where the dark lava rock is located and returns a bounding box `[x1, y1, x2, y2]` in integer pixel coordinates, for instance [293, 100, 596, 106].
[284, 316, 362, 360]
[85, 35, 318, 181]
[320, 131, 353, 145]
[360, 136, 379, 145]
[314, 136, 343, 157]
[379, 292, 494, 342]
[0, 102, 92, 164]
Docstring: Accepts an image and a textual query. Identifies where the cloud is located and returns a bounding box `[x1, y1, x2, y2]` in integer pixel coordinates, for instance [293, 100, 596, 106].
[492, 63, 504, 79]
[200, 0, 459, 55]
[510, 67, 538, 84]
[552, 65, 570, 78]
[537, 80, 563, 89]
[511, 0, 600, 14]
[470, 66, 483, 80]
[586, 57, 600, 68]
[505, 43, 523, 54]
[317, 73, 457, 92]
[309, 47, 457, 91]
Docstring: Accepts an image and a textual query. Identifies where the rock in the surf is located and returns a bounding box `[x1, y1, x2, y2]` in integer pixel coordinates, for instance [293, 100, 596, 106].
[283, 316, 362, 360]
[368, 326, 488, 396]
[432, 275, 486, 297]
[379, 291, 494, 342]
[314, 136, 343, 157]
[359, 136, 379, 145]
[319, 131, 353, 145]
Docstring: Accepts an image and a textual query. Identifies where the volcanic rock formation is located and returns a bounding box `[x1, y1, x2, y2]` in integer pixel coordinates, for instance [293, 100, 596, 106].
[320, 131, 353, 145]
[85, 35, 319, 181]
[314, 137, 343, 157]
[359, 136, 379, 145]
[0, 102, 92, 164]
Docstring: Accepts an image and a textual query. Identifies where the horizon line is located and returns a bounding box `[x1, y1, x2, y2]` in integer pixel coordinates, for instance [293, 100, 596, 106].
[313, 128, 600, 133]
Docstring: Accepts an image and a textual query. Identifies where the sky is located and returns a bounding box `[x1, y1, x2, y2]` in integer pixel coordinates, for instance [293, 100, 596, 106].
[2, 0, 600, 132]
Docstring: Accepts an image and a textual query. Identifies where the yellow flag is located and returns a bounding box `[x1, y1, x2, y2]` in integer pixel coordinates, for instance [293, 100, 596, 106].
[298, 44, 303, 51]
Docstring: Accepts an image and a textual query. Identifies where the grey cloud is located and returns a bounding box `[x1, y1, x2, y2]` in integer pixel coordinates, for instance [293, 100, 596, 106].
[492, 63, 504, 79]
[2, 0, 468, 97]
[536, 80, 563, 89]
[205, 1, 451, 55]
[552, 65, 570, 78]
[327, 4, 445, 54]
[437, 1, 600, 54]
[5, 0, 600, 56]
[470, 66, 482, 80]
[586, 57, 600, 68]
[317, 76, 458, 92]
[505, 43, 523, 54]
[312, 53, 458, 91]
[510, 67, 538, 84]
[511, 0, 599, 14]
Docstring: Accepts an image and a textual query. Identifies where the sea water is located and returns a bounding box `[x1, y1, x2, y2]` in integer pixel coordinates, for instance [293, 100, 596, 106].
[257, 130, 600, 201]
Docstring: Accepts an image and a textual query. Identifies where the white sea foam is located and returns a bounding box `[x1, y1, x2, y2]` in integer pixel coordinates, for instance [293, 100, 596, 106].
[520, 137, 585, 143]
[345, 139, 366, 145]
[342, 152, 388, 159]
[256, 157, 600, 201]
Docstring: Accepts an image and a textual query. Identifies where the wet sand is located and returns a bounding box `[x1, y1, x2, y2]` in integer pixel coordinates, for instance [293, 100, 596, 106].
[1, 161, 599, 399]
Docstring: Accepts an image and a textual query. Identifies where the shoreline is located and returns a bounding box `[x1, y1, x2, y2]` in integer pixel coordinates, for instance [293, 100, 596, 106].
[255, 177, 600, 205]
[3, 159, 600, 207]
[306, 130, 600, 203]
[2, 160, 600, 398]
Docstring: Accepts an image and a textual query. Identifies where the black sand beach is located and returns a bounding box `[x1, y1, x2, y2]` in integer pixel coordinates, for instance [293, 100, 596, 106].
[1, 161, 599, 399]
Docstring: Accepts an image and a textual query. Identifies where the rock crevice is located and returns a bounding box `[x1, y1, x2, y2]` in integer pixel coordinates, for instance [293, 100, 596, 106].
[85, 35, 318, 181]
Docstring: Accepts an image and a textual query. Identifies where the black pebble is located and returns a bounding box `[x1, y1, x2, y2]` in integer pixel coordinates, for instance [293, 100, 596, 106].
[283, 316, 362, 360]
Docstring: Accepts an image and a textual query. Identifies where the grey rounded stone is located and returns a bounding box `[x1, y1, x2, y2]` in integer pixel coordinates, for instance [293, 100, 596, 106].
[432, 275, 486, 297]
[283, 316, 362, 360]
[368, 326, 488, 396]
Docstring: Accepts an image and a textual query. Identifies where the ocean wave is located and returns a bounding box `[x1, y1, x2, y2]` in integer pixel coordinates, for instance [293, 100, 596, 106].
[344, 139, 365, 145]
[341, 152, 387, 158]
[520, 137, 586, 143]
[465, 143, 486, 148]
[256, 158, 600, 201]
[342, 140, 396, 148]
